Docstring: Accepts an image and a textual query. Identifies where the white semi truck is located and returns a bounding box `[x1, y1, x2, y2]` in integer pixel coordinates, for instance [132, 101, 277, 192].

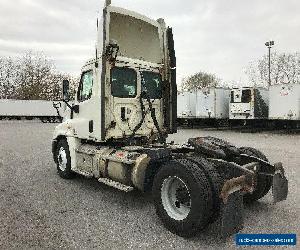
[0, 99, 62, 122]
[52, 1, 288, 237]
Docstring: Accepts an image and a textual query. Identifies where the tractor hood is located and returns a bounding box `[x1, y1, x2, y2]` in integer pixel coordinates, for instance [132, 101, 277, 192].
[103, 6, 164, 64]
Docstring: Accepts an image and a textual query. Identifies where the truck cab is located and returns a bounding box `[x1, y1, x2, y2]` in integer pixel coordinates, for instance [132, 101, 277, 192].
[54, 3, 176, 144]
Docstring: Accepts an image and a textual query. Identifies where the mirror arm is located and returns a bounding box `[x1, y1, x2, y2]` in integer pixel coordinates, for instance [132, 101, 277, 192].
[62, 100, 79, 113]
[62, 99, 73, 110]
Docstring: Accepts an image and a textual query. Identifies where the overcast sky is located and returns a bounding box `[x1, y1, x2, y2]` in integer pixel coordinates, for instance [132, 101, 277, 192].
[0, 0, 299, 85]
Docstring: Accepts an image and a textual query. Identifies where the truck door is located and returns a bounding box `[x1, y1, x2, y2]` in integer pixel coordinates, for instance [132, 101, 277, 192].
[72, 67, 101, 140]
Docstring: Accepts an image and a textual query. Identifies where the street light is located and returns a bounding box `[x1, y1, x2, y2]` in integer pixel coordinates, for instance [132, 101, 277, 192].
[265, 40, 275, 87]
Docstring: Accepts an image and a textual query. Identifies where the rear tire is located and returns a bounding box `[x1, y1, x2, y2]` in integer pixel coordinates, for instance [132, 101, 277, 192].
[187, 156, 224, 223]
[56, 139, 74, 179]
[239, 147, 272, 203]
[152, 158, 213, 237]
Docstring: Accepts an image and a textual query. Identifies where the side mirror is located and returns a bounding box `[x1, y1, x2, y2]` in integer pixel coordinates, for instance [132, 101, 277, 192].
[62, 79, 70, 101]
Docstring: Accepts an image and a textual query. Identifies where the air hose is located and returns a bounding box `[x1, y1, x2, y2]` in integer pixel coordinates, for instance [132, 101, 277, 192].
[143, 91, 165, 144]
[127, 92, 147, 143]
[128, 73, 165, 144]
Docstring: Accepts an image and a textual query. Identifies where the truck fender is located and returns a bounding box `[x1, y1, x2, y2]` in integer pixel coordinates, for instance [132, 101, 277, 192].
[131, 154, 150, 191]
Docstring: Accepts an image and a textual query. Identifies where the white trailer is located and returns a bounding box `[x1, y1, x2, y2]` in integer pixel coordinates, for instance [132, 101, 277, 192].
[177, 88, 230, 126]
[177, 92, 197, 119]
[229, 87, 269, 124]
[269, 84, 300, 121]
[195, 87, 230, 119]
[0, 99, 62, 122]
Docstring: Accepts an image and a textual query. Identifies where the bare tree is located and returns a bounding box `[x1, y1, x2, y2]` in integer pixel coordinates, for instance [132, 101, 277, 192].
[246, 52, 300, 87]
[0, 51, 78, 101]
[0, 57, 18, 99]
[181, 71, 221, 92]
[14, 51, 57, 100]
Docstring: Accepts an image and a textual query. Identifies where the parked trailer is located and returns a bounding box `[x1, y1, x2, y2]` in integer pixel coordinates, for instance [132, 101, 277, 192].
[269, 83, 300, 128]
[229, 87, 269, 126]
[177, 88, 230, 126]
[195, 87, 230, 119]
[177, 91, 197, 124]
[178, 85, 300, 129]
[0, 99, 62, 123]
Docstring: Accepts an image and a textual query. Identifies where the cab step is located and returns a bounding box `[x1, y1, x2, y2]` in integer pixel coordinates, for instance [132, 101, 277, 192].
[98, 178, 134, 192]
[72, 169, 93, 178]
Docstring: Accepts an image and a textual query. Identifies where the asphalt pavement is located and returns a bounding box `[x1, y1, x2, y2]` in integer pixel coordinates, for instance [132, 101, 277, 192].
[0, 121, 299, 249]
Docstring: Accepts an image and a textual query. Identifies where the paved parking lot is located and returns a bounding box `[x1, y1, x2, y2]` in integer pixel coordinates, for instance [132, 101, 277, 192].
[0, 121, 299, 249]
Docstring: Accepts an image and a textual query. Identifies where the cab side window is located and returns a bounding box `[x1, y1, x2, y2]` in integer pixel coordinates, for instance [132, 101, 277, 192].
[78, 71, 93, 102]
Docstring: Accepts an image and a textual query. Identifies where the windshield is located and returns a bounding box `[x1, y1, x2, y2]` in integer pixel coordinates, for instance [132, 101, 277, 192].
[141, 71, 162, 99]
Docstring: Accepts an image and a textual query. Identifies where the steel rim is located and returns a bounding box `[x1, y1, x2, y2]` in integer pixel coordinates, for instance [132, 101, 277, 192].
[161, 176, 191, 221]
[57, 147, 67, 172]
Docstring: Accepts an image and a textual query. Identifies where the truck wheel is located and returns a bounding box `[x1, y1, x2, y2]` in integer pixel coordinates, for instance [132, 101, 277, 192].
[56, 139, 74, 179]
[187, 156, 224, 223]
[239, 147, 272, 203]
[152, 158, 213, 237]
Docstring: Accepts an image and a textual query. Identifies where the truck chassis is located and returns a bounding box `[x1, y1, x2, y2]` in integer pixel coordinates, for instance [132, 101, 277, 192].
[52, 135, 288, 237]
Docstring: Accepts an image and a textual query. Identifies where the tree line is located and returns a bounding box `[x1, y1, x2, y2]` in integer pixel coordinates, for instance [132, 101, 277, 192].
[2, 50, 299, 97]
[247, 51, 300, 87]
[0, 51, 77, 100]
[181, 51, 300, 91]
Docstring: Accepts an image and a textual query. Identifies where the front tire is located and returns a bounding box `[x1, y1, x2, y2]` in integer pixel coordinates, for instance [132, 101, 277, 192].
[152, 158, 213, 237]
[56, 139, 74, 179]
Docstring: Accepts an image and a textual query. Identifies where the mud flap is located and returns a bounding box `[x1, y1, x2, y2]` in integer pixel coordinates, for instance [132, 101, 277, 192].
[220, 191, 244, 237]
[272, 162, 288, 203]
[272, 173, 288, 203]
[219, 175, 253, 237]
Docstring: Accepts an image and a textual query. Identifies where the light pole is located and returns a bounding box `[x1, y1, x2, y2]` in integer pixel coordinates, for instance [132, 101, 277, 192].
[265, 40, 274, 87]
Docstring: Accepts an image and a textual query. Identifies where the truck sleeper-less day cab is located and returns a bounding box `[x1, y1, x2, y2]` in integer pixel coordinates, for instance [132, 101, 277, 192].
[52, 1, 288, 237]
